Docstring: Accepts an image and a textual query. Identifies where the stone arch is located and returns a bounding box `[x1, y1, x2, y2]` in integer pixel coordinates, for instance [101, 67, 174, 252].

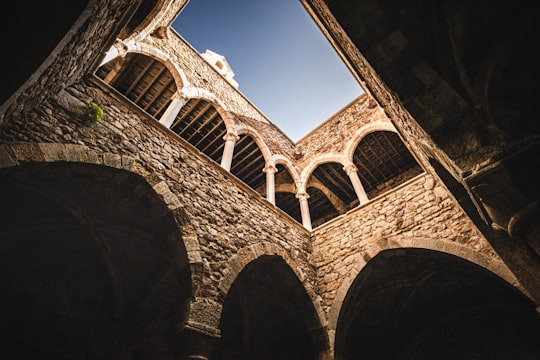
[299, 153, 346, 193]
[327, 236, 525, 350]
[271, 154, 301, 187]
[331, 246, 540, 360]
[99, 43, 189, 91]
[0, 142, 205, 297]
[217, 242, 330, 359]
[343, 120, 397, 163]
[180, 86, 234, 129]
[234, 124, 272, 163]
[0, 163, 192, 357]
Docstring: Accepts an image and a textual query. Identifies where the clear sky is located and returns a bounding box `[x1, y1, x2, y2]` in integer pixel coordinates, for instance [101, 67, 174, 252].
[171, 0, 363, 142]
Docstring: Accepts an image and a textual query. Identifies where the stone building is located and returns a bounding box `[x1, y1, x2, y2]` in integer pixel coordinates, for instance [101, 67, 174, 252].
[1, 1, 539, 359]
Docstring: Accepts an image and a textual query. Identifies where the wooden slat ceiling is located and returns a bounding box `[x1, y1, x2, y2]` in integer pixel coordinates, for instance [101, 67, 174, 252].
[95, 53, 422, 228]
[96, 53, 176, 119]
[354, 131, 422, 198]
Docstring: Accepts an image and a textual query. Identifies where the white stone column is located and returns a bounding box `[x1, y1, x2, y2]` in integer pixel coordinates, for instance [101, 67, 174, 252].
[344, 164, 369, 204]
[220, 132, 239, 171]
[296, 192, 312, 231]
[263, 165, 277, 205]
[159, 94, 186, 129]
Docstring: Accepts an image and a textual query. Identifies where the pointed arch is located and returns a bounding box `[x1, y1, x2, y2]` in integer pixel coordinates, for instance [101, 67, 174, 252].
[331, 245, 538, 360]
[266, 158, 302, 224]
[217, 243, 330, 359]
[227, 129, 269, 196]
[300, 153, 346, 188]
[352, 129, 423, 199]
[271, 154, 301, 187]
[327, 236, 524, 349]
[0, 144, 201, 358]
[234, 124, 272, 162]
[168, 97, 229, 164]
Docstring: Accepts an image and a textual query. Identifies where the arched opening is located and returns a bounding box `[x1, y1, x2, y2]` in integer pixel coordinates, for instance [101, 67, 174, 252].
[219, 255, 326, 359]
[353, 130, 422, 199]
[334, 248, 540, 360]
[230, 134, 266, 196]
[274, 164, 301, 223]
[96, 52, 177, 118]
[170, 98, 227, 164]
[0, 162, 192, 359]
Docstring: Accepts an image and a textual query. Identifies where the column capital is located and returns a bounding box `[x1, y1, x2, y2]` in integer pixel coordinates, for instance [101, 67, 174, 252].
[343, 163, 358, 175]
[296, 192, 310, 200]
[223, 131, 239, 142]
[263, 164, 277, 174]
[172, 91, 189, 101]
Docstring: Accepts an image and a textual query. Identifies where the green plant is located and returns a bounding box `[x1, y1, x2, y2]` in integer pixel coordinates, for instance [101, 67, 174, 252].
[80, 101, 104, 122]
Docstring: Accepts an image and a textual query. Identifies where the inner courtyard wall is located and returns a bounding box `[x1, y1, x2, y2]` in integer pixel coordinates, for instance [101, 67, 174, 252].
[0, 0, 530, 343]
[310, 174, 521, 322]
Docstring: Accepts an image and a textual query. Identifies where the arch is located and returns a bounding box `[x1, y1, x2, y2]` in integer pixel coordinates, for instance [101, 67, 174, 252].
[300, 153, 346, 192]
[234, 124, 272, 162]
[181, 86, 234, 128]
[302, 158, 358, 227]
[331, 246, 540, 360]
[327, 236, 525, 351]
[168, 97, 229, 164]
[343, 120, 397, 163]
[0, 159, 194, 358]
[0, 142, 205, 294]
[271, 154, 301, 187]
[95, 51, 179, 119]
[229, 132, 268, 195]
[217, 243, 330, 359]
[99, 43, 189, 90]
[351, 129, 423, 199]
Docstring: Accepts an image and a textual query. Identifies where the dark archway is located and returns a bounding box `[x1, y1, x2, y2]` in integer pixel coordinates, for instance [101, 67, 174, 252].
[353, 130, 422, 199]
[334, 248, 540, 360]
[96, 52, 178, 119]
[219, 255, 328, 360]
[0, 162, 192, 359]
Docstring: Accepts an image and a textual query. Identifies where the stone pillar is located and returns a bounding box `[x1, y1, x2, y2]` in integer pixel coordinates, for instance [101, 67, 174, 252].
[263, 165, 277, 205]
[296, 192, 312, 231]
[220, 132, 239, 171]
[344, 164, 369, 204]
[159, 94, 186, 129]
[176, 325, 220, 360]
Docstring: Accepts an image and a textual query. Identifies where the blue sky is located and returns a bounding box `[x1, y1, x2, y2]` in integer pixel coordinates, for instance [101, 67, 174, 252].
[172, 0, 363, 142]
